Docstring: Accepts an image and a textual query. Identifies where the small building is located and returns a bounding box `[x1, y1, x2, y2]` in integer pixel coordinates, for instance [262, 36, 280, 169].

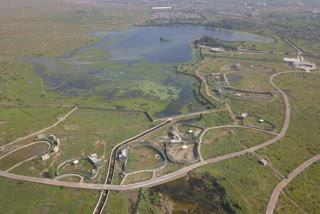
[232, 63, 241, 70]
[119, 148, 127, 160]
[210, 47, 225, 52]
[52, 146, 59, 153]
[208, 73, 221, 77]
[216, 88, 223, 96]
[73, 160, 79, 165]
[171, 131, 182, 141]
[48, 135, 57, 141]
[152, 6, 172, 10]
[170, 139, 182, 144]
[283, 57, 316, 69]
[238, 112, 248, 120]
[259, 119, 264, 123]
[37, 134, 46, 140]
[88, 153, 102, 169]
[259, 159, 268, 166]
[188, 129, 194, 133]
[40, 154, 50, 161]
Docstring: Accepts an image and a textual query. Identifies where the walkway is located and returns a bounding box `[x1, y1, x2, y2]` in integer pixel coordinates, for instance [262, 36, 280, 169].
[266, 154, 320, 214]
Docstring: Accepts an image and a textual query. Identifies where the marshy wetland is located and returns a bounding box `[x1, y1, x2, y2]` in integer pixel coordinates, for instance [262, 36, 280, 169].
[26, 25, 273, 117]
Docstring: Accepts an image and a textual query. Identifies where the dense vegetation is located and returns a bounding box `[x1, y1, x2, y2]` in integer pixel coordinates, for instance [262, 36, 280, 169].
[194, 35, 237, 50]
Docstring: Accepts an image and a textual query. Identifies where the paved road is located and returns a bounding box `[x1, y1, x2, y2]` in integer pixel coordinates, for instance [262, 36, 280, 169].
[0, 107, 78, 151]
[266, 154, 320, 214]
[0, 71, 294, 191]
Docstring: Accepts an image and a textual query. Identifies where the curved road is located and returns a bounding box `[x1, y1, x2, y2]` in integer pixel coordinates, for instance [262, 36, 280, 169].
[266, 154, 320, 214]
[0, 71, 294, 191]
[54, 174, 84, 183]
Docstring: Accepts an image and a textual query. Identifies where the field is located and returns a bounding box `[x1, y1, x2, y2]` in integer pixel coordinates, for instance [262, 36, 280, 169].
[123, 171, 154, 184]
[0, 177, 100, 214]
[200, 127, 274, 160]
[193, 154, 279, 214]
[1, 0, 320, 213]
[125, 146, 164, 172]
[0, 107, 69, 146]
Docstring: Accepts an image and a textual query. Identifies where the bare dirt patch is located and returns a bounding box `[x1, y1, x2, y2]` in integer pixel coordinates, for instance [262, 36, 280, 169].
[63, 124, 80, 130]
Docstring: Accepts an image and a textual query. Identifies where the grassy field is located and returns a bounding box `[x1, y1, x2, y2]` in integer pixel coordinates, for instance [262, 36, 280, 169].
[0, 143, 49, 171]
[125, 146, 164, 172]
[225, 71, 275, 92]
[200, 127, 275, 160]
[279, 161, 320, 213]
[257, 73, 320, 174]
[0, 107, 69, 146]
[194, 110, 234, 127]
[193, 154, 279, 214]
[275, 194, 306, 214]
[123, 171, 154, 185]
[0, 177, 100, 214]
[0, 0, 146, 57]
[103, 191, 141, 214]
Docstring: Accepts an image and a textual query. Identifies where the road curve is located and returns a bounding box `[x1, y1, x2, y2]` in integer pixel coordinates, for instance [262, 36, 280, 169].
[0, 71, 295, 191]
[266, 154, 320, 214]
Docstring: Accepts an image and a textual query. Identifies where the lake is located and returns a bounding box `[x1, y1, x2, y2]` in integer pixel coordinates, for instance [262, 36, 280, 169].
[27, 25, 273, 117]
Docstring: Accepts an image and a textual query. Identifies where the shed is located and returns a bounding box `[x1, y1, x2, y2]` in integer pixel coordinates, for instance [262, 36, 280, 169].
[259, 159, 268, 166]
[239, 112, 248, 120]
[52, 146, 59, 153]
[40, 154, 50, 161]
[37, 134, 46, 140]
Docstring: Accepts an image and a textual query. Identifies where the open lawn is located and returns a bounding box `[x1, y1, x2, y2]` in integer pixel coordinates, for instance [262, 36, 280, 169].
[194, 110, 233, 127]
[257, 73, 320, 175]
[0, 177, 100, 214]
[123, 171, 154, 185]
[280, 161, 320, 213]
[226, 71, 275, 92]
[0, 107, 69, 146]
[125, 145, 164, 172]
[194, 154, 279, 214]
[200, 127, 274, 160]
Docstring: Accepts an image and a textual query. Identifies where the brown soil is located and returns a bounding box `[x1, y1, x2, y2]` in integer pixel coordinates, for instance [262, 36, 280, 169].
[63, 124, 80, 130]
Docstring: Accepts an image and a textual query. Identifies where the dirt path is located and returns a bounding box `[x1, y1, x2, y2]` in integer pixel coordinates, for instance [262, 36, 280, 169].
[194, 61, 237, 124]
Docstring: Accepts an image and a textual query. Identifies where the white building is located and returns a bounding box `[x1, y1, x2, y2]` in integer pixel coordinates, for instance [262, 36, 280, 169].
[210, 47, 225, 52]
[40, 154, 50, 161]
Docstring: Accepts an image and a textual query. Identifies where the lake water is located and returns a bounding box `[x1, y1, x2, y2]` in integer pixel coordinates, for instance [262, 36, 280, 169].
[27, 25, 273, 117]
[86, 25, 273, 64]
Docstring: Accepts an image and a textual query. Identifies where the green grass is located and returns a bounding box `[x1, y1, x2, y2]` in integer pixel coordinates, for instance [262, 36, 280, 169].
[275, 193, 306, 214]
[281, 161, 320, 213]
[125, 146, 164, 172]
[257, 73, 320, 175]
[195, 110, 234, 127]
[0, 143, 49, 171]
[50, 109, 151, 134]
[0, 107, 69, 145]
[229, 93, 285, 133]
[201, 127, 275, 160]
[124, 171, 154, 184]
[193, 154, 279, 214]
[226, 71, 275, 91]
[104, 191, 130, 214]
[0, 177, 100, 214]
